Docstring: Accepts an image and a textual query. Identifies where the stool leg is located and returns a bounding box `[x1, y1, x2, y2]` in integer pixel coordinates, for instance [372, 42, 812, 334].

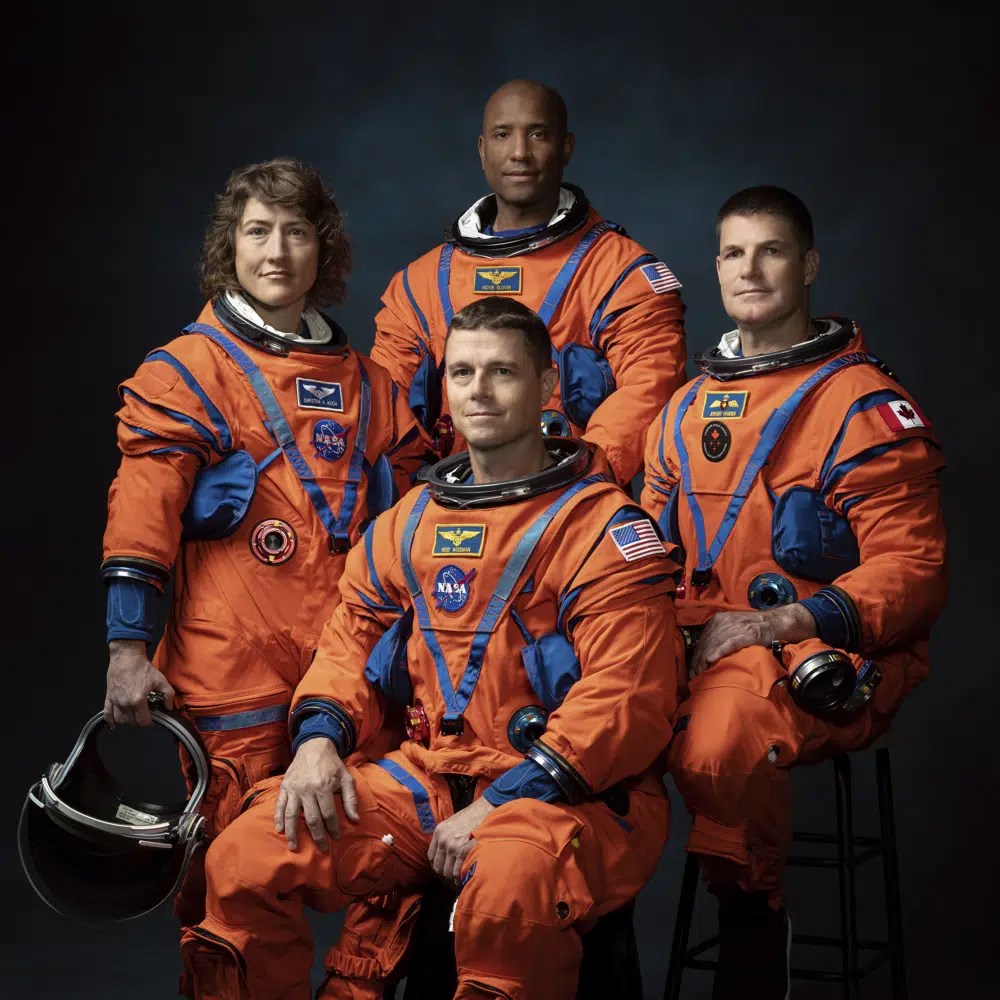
[834, 754, 860, 1000]
[876, 748, 908, 1000]
[663, 853, 700, 1000]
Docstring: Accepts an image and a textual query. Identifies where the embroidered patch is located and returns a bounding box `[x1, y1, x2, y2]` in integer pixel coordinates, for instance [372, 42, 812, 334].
[312, 419, 350, 461]
[433, 525, 486, 558]
[296, 378, 344, 411]
[434, 565, 476, 612]
[702, 421, 731, 462]
[639, 261, 682, 294]
[608, 520, 666, 562]
[474, 266, 522, 294]
[540, 409, 571, 437]
[875, 399, 928, 432]
[702, 390, 748, 419]
[250, 519, 297, 565]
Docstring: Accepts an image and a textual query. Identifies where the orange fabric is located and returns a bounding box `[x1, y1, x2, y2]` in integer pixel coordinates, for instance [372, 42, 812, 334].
[187, 455, 681, 998]
[371, 208, 687, 483]
[189, 757, 668, 1000]
[103, 302, 426, 928]
[298, 460, 680, 787]
[668, 643, 888, 905]
[641, 325, 946, 901]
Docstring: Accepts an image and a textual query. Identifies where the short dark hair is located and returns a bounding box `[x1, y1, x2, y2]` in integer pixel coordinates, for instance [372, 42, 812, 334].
[716, 185, 814, 251]
[446, 297, 552, 374]
[200, 157, 351, 308]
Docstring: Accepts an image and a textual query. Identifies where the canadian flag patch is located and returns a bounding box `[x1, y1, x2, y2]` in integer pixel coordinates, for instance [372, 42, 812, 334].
[875, 399, 929, 432]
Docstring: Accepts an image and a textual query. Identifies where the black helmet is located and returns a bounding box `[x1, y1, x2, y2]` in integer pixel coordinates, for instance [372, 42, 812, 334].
[18, 699, 209, 924]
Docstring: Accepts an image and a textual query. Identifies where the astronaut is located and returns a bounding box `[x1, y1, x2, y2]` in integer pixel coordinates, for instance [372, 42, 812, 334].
[100, 158, 426, 975]
[370, 77, 687, 485]
[180, 296, 682, 1000]
[641, 186, 947, 999]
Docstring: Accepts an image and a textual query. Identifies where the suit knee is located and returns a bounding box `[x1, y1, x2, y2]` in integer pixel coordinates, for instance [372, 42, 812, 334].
[670, 689, 785, 826]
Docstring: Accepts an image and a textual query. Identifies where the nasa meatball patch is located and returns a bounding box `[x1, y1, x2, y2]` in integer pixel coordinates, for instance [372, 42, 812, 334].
[296, 378, 344, 411]
[434, 565, 476, 612]
[313, 419, 350, 461]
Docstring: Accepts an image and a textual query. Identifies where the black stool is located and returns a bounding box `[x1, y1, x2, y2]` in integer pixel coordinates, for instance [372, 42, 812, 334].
[663, 741, 907, 999]
[386, 881, 644, 999]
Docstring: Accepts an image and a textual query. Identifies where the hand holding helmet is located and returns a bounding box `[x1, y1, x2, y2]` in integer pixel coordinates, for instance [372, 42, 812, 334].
[104, 640, 176, 728]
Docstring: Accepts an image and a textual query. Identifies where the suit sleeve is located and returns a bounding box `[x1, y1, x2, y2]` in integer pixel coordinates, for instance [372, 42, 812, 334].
[639, 400, 680, 527]
[582, 257, 687, 484]
[384, 379, 433, 496]
[370, 268, 435, 402]
[290, 502, 410, 753]
[799, 398, 946, 652]
[102, 343, 237, 587]
[525, 507, 681, 798]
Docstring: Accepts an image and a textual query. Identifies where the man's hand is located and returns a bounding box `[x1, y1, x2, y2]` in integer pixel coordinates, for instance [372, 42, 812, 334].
[689, 604, 817, 678]
[105, 640, 176, 727]
[428, 796, 495, 884]
[275, 738, 359, 852]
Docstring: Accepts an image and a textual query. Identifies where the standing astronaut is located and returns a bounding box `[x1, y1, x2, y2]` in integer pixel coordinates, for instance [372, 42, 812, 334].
[100, 158, 426, 987]
[180, 296, 683, 1000]
[642, 186, 947, 999]
[370, 77, 687, 485]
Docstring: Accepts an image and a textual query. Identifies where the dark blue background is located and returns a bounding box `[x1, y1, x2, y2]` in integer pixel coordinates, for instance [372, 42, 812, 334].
[4, 3, 996, 997]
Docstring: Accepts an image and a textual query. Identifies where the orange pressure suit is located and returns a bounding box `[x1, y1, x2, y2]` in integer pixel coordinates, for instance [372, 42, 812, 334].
[370, 184, 687, 483]
[640, 318, 946, 904]
[181, 440, 681, 1000]
[101, 296, 425, 936]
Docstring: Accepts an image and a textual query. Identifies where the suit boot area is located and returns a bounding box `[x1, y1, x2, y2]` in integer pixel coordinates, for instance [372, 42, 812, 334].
[712, 887, 791, 1000]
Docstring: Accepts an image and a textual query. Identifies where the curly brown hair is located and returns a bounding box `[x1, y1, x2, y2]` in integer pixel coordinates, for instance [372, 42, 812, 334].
[200, 157, 351, 308]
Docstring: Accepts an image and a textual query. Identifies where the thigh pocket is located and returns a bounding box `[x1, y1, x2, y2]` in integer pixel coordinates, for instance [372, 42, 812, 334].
[183, 687, 293, 837]
[336, 837, 405, 898]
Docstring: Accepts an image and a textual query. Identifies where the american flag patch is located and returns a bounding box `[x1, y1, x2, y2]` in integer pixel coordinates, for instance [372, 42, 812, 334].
[639, 261, 682, 294]
[608, 520, 666, 562]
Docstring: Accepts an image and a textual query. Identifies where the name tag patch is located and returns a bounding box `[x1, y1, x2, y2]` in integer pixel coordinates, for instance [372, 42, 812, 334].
[433, 524, 487, 558]
[474, 267, 522, 294]
[702, 391, 748, 419]
[297, 378, 344, 411]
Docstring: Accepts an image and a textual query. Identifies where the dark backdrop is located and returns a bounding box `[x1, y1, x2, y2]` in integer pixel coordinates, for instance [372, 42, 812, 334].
[4, 4, 996, 998]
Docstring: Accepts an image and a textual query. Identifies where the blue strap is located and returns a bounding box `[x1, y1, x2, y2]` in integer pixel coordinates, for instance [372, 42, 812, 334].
[672, 376, 710, 574]
[435, 222, 620, 358]
[676, 353, 875, 577]
[194, 704, 289, 732]
[332, 362, 372, 545]
[437, 244, 456, 328]
[400, 474, 612, 724]
[375, 759, 436, 833]
[537, 221, 620, 328]
[588, 252, 657, 347]
[401, 265, 432, 348]
[185, 324, 369, 551]
[145, 350, 234, 451]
